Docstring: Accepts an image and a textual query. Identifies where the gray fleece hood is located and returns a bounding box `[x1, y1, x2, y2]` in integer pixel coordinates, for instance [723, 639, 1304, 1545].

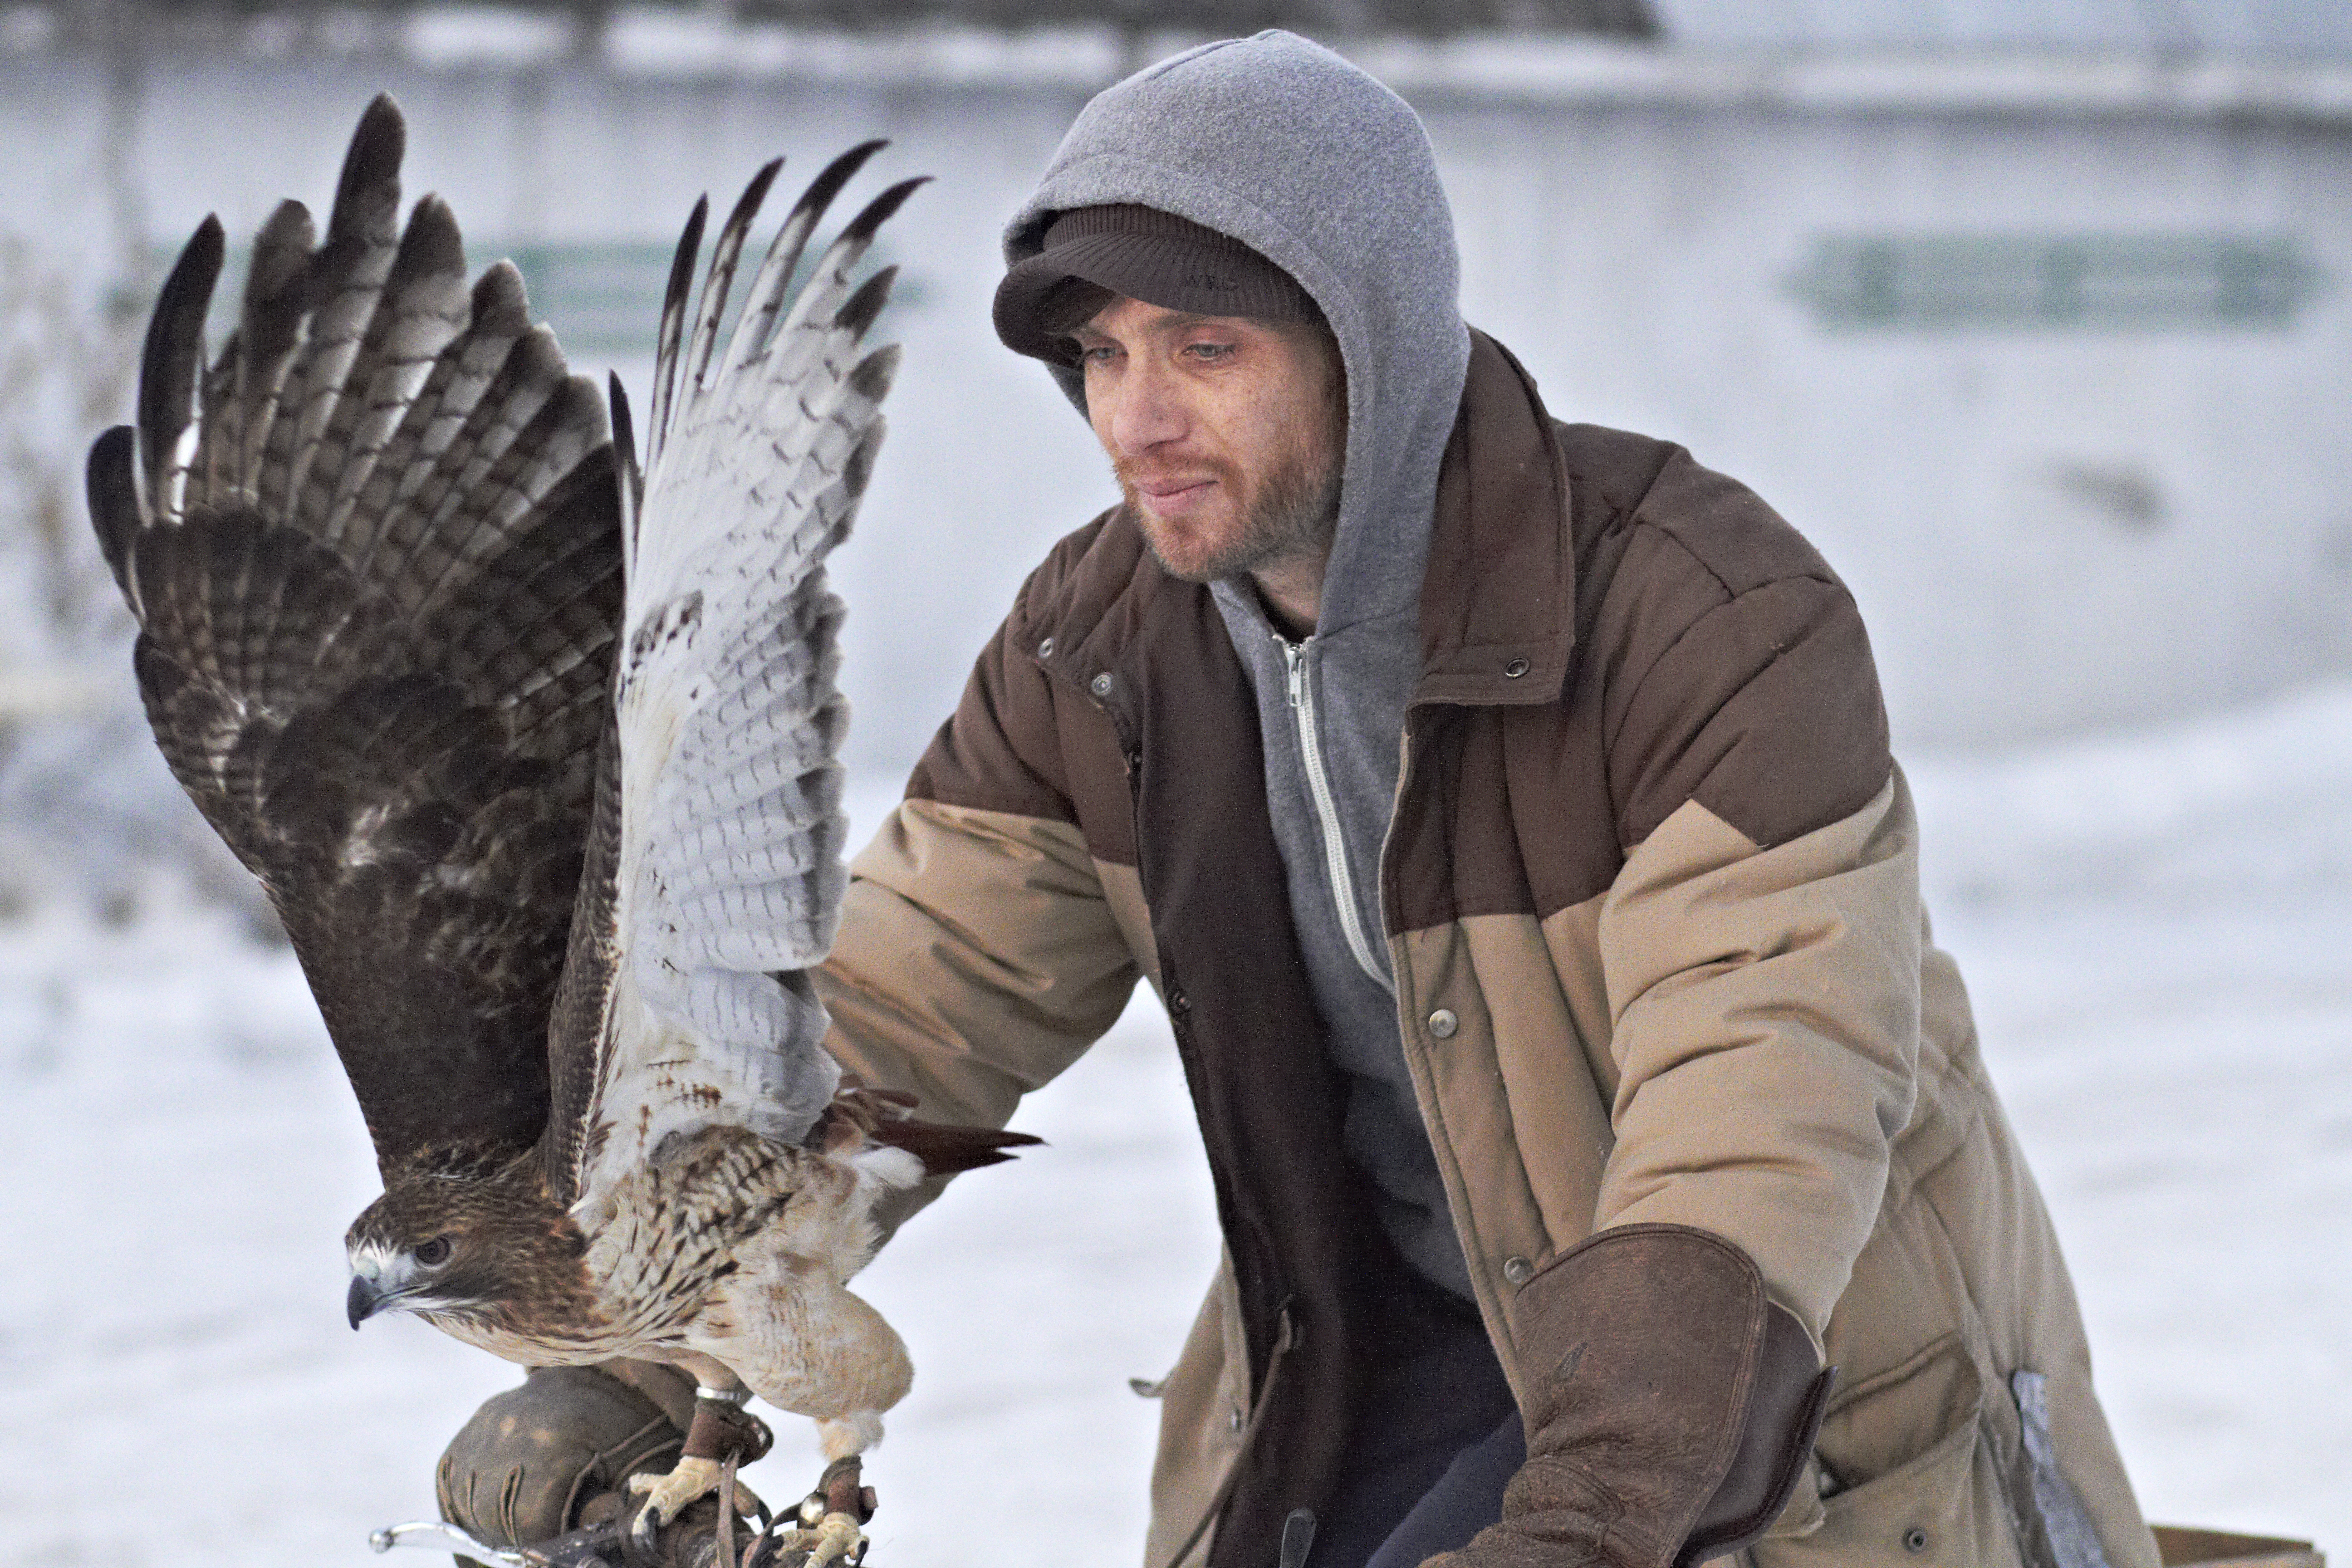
[1002, 28, 1471, 635]
[1006, 34, 1483, 1300]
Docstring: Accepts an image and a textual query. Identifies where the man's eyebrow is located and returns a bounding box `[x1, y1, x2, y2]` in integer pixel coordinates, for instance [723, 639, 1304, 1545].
[1069, 310, 1256, 344]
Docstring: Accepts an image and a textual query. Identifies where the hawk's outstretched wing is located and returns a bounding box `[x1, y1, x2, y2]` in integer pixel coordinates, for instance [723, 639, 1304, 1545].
[88, 96, 620, 1180]
[548, 148, 921, 1214]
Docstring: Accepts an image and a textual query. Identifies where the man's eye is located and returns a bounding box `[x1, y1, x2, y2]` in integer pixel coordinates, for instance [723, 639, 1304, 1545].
[1184, 342, 1236, 361]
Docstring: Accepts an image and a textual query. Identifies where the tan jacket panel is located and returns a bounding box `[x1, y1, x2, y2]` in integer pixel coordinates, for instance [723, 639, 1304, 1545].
[1381, 769, 2154, 1568]
[1144, 1262, 1249, 1568]
[1387, 919, 1548, 1385]
[1389, 912, 1608, 1402]
[1588, 776, 1923, 1336]
[819, 797, 1138, 1127]
[1911, 1063, 2157, 1568]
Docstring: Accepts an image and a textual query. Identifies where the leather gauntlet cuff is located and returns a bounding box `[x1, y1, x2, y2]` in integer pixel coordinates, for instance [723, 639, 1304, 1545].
[1495, 1223, 1836, 1568]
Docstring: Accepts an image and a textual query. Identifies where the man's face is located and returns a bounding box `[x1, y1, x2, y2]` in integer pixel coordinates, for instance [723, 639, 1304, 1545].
[1070, 296, 1345, 587]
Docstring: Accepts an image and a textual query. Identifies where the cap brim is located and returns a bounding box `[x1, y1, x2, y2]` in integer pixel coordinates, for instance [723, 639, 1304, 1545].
[995, 231, 1195, 363]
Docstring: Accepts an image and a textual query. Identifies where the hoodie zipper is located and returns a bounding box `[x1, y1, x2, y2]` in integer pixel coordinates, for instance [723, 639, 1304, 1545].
[1277, 634, 1392, 994]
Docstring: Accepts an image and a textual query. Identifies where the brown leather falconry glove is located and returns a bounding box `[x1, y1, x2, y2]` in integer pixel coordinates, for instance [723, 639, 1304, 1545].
[1428, 1224, 1836, 1568]
[437, 1361, 700, 1557]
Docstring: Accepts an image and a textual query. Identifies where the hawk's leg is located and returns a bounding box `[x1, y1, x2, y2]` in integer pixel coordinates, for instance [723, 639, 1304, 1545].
[627, 1378, 771, 1552]
[769, 1454, 878, 1567]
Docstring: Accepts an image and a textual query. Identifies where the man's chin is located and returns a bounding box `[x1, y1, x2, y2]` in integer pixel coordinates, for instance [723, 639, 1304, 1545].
[1134, 509, 1250, 584]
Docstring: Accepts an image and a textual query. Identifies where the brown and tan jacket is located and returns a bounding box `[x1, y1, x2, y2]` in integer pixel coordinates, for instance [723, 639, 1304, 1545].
[818, 334, 2157, 1568]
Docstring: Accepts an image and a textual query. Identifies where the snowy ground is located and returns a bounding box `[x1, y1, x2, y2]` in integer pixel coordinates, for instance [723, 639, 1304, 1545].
[2, 680, 2347, 1568]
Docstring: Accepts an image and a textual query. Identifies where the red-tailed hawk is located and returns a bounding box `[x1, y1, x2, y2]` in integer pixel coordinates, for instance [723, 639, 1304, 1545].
[86, 95, 1030, 1561]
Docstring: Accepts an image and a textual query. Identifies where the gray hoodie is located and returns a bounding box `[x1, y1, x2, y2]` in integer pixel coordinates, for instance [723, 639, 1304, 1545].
[1004, 31, 1476, 1299]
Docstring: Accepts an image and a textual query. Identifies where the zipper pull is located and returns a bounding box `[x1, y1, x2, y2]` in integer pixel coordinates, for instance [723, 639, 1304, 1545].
[1278, 637, 1306, 709]
[1278, 1509, 1317, 1568]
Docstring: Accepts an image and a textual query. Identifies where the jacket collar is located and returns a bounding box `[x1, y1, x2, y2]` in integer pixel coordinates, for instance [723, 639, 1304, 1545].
[1411, 330, 1577, 709]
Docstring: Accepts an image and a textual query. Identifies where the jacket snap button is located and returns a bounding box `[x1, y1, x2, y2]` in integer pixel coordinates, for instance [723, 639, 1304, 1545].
[1426, 1007, 1459, 1039]
[1168, 988, 1190, 1014]
[1503, 1255, 1535, 1286]
[1903, 1528, 1930, 1554]
[1037, 637, 1054, 659]
[1503, 657, 1530, 678]
[1089, 671, 1114, 698]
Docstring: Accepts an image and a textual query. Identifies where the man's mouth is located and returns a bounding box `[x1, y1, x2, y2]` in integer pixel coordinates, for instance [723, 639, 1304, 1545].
[1131, 475, 1217, 514]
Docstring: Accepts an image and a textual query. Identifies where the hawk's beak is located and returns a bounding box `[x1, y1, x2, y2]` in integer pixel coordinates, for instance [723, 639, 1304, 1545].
[348, 1274, 382, 1330]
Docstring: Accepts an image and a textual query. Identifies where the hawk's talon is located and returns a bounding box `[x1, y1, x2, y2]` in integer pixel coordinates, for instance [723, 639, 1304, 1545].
[626, 1457, 767, 1553]
[760, 1453, 875, 1563]
[766, 1510, 867, 1566]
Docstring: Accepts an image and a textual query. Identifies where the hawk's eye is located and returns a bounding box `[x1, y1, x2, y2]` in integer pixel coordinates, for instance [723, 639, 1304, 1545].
[415, 1237, 452, 1267]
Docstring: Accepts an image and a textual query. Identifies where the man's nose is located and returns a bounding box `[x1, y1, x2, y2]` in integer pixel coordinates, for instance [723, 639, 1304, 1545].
[1102, 362, 1186, 456]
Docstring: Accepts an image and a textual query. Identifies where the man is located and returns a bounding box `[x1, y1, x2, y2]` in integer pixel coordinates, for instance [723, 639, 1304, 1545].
[439, 30, 2157, 1568]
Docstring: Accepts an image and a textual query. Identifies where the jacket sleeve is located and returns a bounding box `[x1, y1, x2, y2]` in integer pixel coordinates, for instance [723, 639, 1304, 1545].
[819, 794, 1138, 1129]
[1593, 568, 1918, 1338]
[814, 538, 1142, 1206]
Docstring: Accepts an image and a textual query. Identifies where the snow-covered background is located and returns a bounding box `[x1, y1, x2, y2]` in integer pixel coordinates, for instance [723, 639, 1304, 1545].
[0, 9, 2347, 1567]
[4, 680, 2349, 1567]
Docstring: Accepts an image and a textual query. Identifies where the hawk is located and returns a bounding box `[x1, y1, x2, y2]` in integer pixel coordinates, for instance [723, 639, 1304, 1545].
[85, 95, 1033, 1560]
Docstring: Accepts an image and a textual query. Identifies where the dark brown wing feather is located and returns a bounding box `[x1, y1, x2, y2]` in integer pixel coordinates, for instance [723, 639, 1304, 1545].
[88, 93, 621, 1179]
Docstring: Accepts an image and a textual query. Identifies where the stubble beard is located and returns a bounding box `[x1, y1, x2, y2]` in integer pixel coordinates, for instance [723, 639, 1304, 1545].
[1119, 429, 1343, 587]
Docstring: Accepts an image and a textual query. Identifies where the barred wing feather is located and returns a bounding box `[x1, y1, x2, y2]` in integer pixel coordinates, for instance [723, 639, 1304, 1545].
[556, 148, 919, 1212]
[88, 94, 622, 1180]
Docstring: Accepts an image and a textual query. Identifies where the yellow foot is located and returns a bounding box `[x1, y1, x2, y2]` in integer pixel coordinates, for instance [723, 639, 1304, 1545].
[770, 1507, 867, 1566]
[626, 1457, 767, 1552]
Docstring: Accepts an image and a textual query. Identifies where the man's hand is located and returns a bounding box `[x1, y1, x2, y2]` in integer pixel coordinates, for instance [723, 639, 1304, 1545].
[436, 1362, 709, 1561]
[1427, 1225, 1833, 1568]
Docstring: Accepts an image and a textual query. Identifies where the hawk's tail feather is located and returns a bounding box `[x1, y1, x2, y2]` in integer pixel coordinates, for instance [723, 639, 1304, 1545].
[807, 1083, 1044, 1176]
[866, 1118, 1046, 1177]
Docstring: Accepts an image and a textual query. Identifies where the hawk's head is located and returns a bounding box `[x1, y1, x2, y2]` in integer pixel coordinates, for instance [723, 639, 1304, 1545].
[343, 1162, 584, 1334]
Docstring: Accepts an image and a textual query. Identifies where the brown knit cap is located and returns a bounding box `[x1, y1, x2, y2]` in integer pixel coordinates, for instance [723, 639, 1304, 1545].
[993, 204, 1318, 365]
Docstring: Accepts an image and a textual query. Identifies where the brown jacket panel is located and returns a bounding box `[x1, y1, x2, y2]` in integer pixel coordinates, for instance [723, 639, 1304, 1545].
[820, 330, 2153, 1568]
[1606, 568, 1894, 852]
[899, 501, 1402, 1563]
[1389, 341, 1892, 941]
[907, 515, 1139, 870]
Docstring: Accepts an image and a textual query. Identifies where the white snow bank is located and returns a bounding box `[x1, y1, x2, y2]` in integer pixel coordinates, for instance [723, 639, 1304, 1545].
[1, 684, 2346, 1565]
[1909, 677, 2352, 909]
